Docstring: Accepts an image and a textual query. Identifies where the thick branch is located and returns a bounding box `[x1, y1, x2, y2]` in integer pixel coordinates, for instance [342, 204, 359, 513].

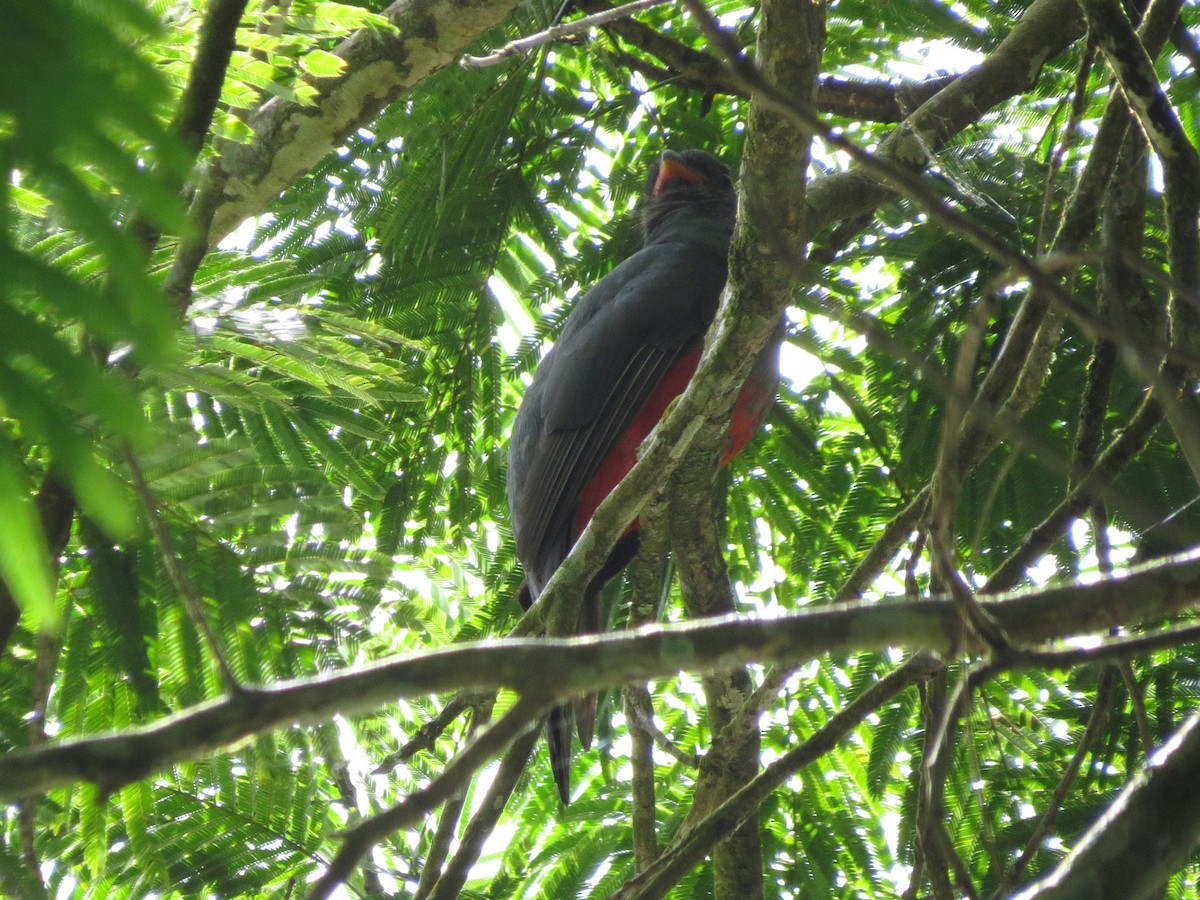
[202, 0, 1081, 258]
[1013, 713, 1200, 900]
[659, 2, 824, 896]
[805, 0, 1085, 233]
[206, 0, 523, 245]
[173, 0, 250, 156]
[6, 551, 1200, 802]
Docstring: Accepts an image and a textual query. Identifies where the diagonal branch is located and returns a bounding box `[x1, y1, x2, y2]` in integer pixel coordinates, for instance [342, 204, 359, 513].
[990, 667, 1115, 898]
[1079, 0, 1200, 483]
[614, 654, 944, 900]
[576, 0, 955, 121]
[307, 694, 545, 900]
[838, 0, 1178, 602]
[205, 0, 524, 246]
[423, 727, 540, 900]
[203, 0, 1082, 254]
[1013, 712, 1200, 899]
[461, 0, 668, 67]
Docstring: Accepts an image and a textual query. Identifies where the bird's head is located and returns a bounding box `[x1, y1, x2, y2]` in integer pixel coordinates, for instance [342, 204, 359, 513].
[641, 149, 737, 246]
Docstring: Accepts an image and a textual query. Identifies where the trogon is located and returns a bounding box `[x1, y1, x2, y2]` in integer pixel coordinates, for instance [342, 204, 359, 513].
[506, 149, 782, 805]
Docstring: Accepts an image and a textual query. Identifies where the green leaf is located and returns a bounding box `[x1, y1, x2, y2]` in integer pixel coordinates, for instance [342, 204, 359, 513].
[0, 439, 55, 628]
[300, 48, 346, 79]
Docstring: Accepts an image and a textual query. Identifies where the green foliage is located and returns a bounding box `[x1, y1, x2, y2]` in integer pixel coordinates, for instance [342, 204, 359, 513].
[3, 0, 1200, 897]
[0, 0, 191, 622]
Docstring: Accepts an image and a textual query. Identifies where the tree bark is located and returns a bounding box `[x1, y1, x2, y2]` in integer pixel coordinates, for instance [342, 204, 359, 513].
[206, 0, 523, 246]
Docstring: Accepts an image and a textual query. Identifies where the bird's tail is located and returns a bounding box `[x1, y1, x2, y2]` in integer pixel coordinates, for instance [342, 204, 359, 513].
[547, 692, 598, 806]
[542, 573, 611, 805]
[547, 704, 574, 805]
[575, 693, 598, 749]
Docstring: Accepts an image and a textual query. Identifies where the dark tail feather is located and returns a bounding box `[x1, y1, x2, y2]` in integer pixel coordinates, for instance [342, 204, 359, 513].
[572, 579, 603, 754]
[574, 693, 598, 750]
[547, 704, 574, 805]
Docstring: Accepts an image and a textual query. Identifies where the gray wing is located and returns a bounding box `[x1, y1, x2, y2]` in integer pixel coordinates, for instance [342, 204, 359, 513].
[507, 242, 727, 596]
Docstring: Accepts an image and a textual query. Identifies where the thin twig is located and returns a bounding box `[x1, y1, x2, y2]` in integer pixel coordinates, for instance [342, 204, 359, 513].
[1013, 712, 1200, 899]
[1120, 661, 1155, 758]
[317, 724, 385, 895]
[129, 0, 249, 253]
[919, 665, 988, 900]
[988, 621, 1200, 673]
[628, 701, 700, 768]
[926, 667, 984, 897]
[626, 493, 670, 871]
[625, 685, 660, 870]
[1081, 0, 1200, 484]
[309, 694, 545, 900]
[579, 0, 959, 120]
[991, 666, 1115, 897]
[125, 449, 241, 692]
[964, 705, 1001, 874]
[373, 692, 490, 774]
[423, 727, 541, 900]
[613, 655, 942, 900]
[930, 287, 1009, 652]
[983, 394, 1164, 592]
[1037, 41, 1096, 253]
[461, 0, 669, 67]
[412, 697, 495, 900]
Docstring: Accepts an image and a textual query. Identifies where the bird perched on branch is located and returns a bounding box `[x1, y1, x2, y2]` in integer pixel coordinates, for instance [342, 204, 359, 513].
[506, 149, 781, 805]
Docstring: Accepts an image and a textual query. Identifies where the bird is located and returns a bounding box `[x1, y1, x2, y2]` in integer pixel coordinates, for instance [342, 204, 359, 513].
[506, 149, 781, 805]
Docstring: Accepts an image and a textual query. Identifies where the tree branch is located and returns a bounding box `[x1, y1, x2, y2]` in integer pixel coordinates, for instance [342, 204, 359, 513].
[373, 691, 490, 774]
[307, 694, 544, 900]
[461, 0, 668, 67]
[837, 0, 1171, 601]
[626, 495, 670, 873]
[991, 667, 1115, 897]
[423, 727, 540, 900]
[205, 0, 524, 246]
[198, 0, 1083, 267]
[126, 450, 241, 692]
[804, 0, 1085, 234]
[1079, 0, 1200, 481]
[6, 551, 1200, 802]
[411, 697, 495, 900]
[615, 654, 943, 900]
[1013, 712, 1200, 899]
[656, 2, 825, 895]
[576, 0, 954, 121]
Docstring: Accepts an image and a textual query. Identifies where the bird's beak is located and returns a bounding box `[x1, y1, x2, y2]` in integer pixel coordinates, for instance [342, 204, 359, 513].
[653, 151, 707, 196]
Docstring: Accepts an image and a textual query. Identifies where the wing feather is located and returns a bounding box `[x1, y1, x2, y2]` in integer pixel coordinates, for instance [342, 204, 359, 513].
[508, 243, 728, 597]
[517, 344, 684, 594]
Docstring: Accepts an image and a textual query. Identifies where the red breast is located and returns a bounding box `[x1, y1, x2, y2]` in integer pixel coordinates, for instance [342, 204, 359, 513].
[572, 343, 775, 537]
